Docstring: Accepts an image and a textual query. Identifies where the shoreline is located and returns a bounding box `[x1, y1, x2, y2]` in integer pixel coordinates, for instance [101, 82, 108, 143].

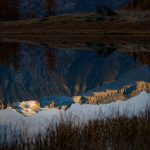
[0, 11, 150, 35]
[0, 33, 150, 50]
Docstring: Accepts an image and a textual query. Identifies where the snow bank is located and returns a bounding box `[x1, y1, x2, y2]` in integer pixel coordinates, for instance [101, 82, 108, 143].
[68, 91, 150, 122]
[0, 91, 150, 137]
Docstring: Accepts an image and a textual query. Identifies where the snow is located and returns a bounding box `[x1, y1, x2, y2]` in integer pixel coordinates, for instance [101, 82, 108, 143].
[0, 91, 150, 137]
[68, 91, 150, 122]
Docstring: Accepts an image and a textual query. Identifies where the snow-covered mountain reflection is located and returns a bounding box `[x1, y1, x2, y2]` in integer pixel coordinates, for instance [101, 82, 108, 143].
[0, 42, 150, 104]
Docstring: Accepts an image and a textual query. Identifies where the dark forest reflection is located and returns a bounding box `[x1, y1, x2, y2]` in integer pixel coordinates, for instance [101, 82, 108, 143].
[0, 42, 150, 104]
[0, 0, 126, 21]
[0, 0, 54, 20]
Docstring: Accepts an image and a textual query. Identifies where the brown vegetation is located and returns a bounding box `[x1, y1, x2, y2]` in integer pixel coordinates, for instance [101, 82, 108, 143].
[0, 109, 150, 150]
[0, 11, 150, 34]
[73, 81, 150, 104]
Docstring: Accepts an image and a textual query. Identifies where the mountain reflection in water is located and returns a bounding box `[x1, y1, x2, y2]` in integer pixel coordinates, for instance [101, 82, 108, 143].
[0, 42, 150, 105]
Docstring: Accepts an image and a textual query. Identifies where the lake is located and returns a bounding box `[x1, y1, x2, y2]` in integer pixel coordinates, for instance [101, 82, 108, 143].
[0, 41, 150, 105]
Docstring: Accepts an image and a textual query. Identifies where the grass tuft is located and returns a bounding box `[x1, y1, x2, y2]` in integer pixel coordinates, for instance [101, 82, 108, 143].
[0, 108, 150, 150]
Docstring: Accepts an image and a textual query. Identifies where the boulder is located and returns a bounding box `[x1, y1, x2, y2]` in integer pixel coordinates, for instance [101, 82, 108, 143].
[12, 101, 40, 116]
[40, 96, 74, 110]
[73, 96, 82, 104]
[73, 96, 90, 104]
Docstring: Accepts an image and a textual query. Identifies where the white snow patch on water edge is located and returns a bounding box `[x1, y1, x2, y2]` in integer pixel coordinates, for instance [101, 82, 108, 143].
[0, 91, 150, 138]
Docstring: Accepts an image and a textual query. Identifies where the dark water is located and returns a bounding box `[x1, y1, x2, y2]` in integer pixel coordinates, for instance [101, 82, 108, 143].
[0, 42, 150, 104]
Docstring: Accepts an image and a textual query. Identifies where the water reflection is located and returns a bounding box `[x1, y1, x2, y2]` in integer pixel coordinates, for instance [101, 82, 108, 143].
[0, 42, 150, 104]
[0, 0, 53, 21]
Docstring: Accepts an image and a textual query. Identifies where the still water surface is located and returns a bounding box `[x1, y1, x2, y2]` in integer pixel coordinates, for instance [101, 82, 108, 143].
[0, 42, 150, 104]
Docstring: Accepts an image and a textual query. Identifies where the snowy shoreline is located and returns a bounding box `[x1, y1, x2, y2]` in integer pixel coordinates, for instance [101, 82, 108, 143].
[0, 81, 150, 117]
[0, 92, 150, 135]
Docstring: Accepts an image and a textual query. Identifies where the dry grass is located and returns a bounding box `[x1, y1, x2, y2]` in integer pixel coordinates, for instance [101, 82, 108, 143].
[0, 11, 150, 34]
[0, 108, 150, 150]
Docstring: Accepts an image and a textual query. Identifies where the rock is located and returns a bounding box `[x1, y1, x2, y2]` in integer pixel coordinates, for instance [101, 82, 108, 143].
[131, 81, 150, 96]
[73, 96, 82, 104]
[12, 101, 40, 116]
[72, 81, 150, 104]
[40, 96, 74, 110]
[0, 101, 4, 109]
[61, 105, 69, 111]
[8, 82, 150, 116]
[80, 96, 89, 104]
[73, 96, 89, 104]
[49, 101, 55, 108]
